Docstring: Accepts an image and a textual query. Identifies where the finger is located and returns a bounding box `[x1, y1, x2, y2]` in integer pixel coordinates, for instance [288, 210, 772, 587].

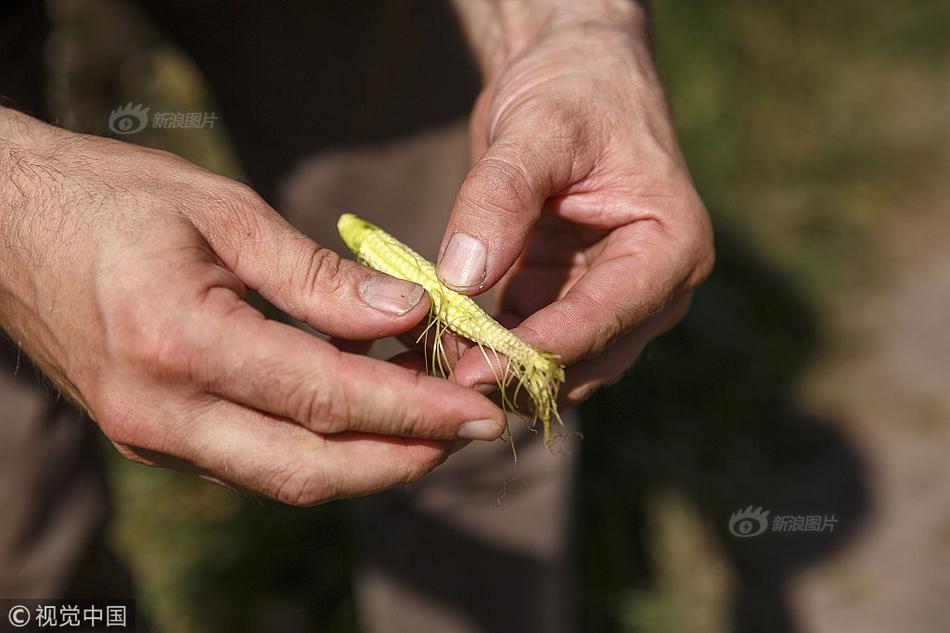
[512, 221, 697, 364]
[193, 288, 507, 442]
[436, 132, 580, 293]
[558, 294, 692, 405]
[126, 399, 451, 506]
[384, 350, 477, 455]
[191, 183, 429, 339]
[451, 221, 701, 388]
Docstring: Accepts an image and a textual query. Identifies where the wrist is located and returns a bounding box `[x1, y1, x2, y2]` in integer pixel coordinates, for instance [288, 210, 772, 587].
[453, 0, 648, 81]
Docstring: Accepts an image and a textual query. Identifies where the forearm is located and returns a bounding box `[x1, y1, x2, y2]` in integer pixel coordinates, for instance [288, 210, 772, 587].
[451, 0, 648, 80]
[0, 107, 74, 388]
[1, 109, 42, 305]
[0, 107, 60, 311]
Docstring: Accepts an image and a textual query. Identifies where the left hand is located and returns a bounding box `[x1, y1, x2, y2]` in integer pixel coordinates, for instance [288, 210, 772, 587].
[438, 13, 715, 406]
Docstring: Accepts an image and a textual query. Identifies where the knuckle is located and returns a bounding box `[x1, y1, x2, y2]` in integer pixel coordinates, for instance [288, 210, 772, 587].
[566, 291, 626, 359]
[204, 181, 269, 245]
[458, 154, 534, 218]
[393, 372, 430, 435]
[391, 377, 433, 437]
[647, 195, 715, 293]
[208, 181, 265, 222]
[382, 369, 447, 439]
[296, 244, 346, 299]
[114, 309, 195, 381]
[287, 378, 348, 433]
[272, 461, 332, 506]
[584, 321, 623, 361]
[396, 459, 422, 488]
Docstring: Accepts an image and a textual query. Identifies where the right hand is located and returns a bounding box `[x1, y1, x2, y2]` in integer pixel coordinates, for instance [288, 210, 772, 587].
[0, 109, 506, 505]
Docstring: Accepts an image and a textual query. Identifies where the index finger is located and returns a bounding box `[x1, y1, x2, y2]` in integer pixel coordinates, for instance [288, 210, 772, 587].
[190, 287, 508, 442]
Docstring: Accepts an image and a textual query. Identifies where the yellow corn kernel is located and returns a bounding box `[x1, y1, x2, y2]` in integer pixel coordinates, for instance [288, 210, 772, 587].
[338, 213, 564, 444]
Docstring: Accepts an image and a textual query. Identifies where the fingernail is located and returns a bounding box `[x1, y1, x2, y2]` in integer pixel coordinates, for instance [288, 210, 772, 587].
[359, 275, 424, 315]
[457, 418, 503, 441]
[439, 232, 487, 289]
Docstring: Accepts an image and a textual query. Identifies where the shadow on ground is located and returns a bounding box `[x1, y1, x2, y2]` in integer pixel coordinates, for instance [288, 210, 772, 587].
[578, 220, 871, 633]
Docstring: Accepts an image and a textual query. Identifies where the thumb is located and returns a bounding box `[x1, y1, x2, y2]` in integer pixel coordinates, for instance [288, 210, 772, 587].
[437, 136, 565, 294]
[194, 184, 429, 339]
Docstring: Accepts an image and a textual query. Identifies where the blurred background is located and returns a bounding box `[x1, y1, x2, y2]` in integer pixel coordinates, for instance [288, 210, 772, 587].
[14, 0, 950, 631]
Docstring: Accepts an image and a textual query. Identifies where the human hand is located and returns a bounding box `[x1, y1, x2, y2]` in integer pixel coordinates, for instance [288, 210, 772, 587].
[441, 2, 714, 405]
[0, 109, 505, 505]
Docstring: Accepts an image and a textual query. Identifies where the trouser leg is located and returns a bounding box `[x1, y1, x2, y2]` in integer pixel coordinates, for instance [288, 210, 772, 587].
[0, 344, 115, 599]
[350, 417, 578, 633]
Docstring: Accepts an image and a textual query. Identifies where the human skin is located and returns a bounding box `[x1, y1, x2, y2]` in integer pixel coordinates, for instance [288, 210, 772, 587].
[443, 0, 715, 402]
[0, 108, 507, 506]
[0, 0, 712, 505]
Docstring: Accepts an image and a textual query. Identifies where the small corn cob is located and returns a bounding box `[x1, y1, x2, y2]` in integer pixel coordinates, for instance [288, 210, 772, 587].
[338, 213, 565, 444]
